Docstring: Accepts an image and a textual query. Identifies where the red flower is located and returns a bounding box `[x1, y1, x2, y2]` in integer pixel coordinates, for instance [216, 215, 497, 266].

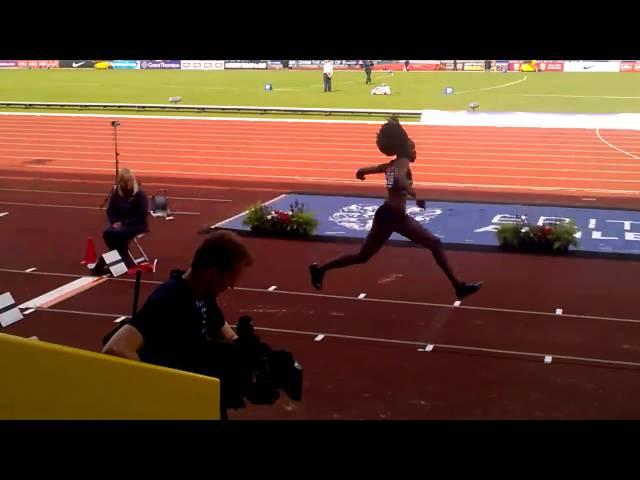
[278, 211, 291, 224]
[543, 226, 553, 236]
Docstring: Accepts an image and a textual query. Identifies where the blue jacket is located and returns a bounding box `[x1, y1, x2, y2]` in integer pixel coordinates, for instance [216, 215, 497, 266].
[106, 187, 149, 229]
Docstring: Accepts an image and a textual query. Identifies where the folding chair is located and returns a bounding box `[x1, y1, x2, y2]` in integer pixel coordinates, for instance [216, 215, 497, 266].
[128, 233, 150, 266]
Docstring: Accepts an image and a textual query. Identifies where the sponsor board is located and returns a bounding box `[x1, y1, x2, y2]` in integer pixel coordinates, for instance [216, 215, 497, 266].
[112, 60, 139, 69]
[224, 61, 268, 69]
[18, 60, 60, 68]
[536, 61, 564, 72]
[139, 60, 181, 69]
[59, 60, 96, 69]
[180, 60, 224, 70]
[463, 61, 485, 71]
[620, 61, 640, 72]
[564, 60, 621, 73]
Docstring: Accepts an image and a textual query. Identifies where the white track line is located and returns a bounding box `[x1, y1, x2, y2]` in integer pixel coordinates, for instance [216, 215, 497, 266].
[0, 200, 200, 214]
[1, 269, 86, 280]
[20, 164, 640, 193]
[0, 132, 635, 153]
[0, 119, 613, 135]
[28, 306, 640, 368]
[211, 209, 249, 228]
[5, 149, 640, 166]
[522, 94, 640, 100]
[0, 128, 631, 148]
[595, 128, 640, 160]
[0, 187, 230, 202]
[0, 174, 287, 194]
[6, 174, 635, 196]
[456, 75, 528, 95]
[2, 130, 631, 149]
[9, 153, 640, 175]
[7, 172, 634, 197]
[0, 120, 631, 141]
[5, 140, 628, 158]
[3, 113, 640, 139]
[30, 305, 640, 370]
[7, 147, 629, 165]
[0, 212, 8, 218]
[238, 286, 640, 326]
[0, 126, 632, 145]
[5, 267, 640, 326]
[212, 194, 286, 228]
[40, 307, 129, 318]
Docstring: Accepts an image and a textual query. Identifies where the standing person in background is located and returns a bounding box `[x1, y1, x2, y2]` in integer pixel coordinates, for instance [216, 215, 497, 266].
[323, 60, 333, 92]
[364, 60, 373, 84]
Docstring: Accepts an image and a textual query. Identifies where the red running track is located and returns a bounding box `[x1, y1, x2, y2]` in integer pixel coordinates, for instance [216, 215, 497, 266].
[1, 114, 640, 197]
[1, 114, 640, 419]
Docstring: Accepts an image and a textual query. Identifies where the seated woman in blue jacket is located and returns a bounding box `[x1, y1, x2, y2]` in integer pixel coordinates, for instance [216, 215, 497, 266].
[93, 168, 149, 274]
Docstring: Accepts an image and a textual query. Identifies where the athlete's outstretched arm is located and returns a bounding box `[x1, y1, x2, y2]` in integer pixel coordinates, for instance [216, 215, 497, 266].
[356, 161, 391, 180]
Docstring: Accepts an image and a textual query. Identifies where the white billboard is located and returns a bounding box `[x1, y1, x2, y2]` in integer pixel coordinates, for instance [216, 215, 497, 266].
[564, 61, 621, 72]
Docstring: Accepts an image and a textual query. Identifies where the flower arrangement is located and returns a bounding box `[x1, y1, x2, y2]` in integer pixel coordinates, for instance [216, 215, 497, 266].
[243, 200, 319, 238]
[496, 215, 580, 253]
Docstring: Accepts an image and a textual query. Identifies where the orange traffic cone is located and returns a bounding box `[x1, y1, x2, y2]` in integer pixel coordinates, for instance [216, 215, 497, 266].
[81, 237, 97, 267]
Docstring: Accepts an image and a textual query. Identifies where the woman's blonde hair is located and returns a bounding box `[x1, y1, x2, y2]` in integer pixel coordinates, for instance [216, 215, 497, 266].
[116, 168, 139, 195]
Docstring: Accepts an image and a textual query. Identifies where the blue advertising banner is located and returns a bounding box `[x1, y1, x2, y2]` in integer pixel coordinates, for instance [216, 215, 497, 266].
[112, 60, 139, 69]
[215, 193, 640, 256]
[139, 60, 181, 69]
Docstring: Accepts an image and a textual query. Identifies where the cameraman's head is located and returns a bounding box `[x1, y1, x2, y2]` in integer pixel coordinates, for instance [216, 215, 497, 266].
[190, 231, 253, 297]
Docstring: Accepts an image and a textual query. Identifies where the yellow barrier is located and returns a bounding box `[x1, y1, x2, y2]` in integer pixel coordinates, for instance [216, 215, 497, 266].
[0, 333, 220, 420]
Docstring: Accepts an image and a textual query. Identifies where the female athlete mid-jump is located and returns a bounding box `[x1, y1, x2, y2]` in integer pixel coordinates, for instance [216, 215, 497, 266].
[309, 117, 483, 300]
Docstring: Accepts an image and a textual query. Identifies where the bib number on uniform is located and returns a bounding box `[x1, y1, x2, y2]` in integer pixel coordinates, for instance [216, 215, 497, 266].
[385, 168, 395, 188]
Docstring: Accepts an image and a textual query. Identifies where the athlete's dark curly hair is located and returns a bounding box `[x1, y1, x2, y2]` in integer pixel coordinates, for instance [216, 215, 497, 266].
[376, 116, 412, 159]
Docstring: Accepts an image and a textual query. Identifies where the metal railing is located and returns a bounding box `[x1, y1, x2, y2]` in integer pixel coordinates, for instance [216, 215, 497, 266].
[0, 101, 423, 118]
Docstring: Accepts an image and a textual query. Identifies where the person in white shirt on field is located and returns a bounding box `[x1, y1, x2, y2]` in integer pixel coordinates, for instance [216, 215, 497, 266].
[323, 60, 333, 92]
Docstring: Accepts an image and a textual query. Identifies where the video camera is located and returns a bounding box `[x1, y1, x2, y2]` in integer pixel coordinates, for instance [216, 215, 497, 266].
[226, 315, 303, 409]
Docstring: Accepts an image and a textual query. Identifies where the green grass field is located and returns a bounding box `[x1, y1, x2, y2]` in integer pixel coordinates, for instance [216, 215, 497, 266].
[0, 69, 639, 118]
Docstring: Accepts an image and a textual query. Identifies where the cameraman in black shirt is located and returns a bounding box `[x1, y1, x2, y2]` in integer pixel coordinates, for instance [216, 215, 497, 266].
[103, 231, 255, 407]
